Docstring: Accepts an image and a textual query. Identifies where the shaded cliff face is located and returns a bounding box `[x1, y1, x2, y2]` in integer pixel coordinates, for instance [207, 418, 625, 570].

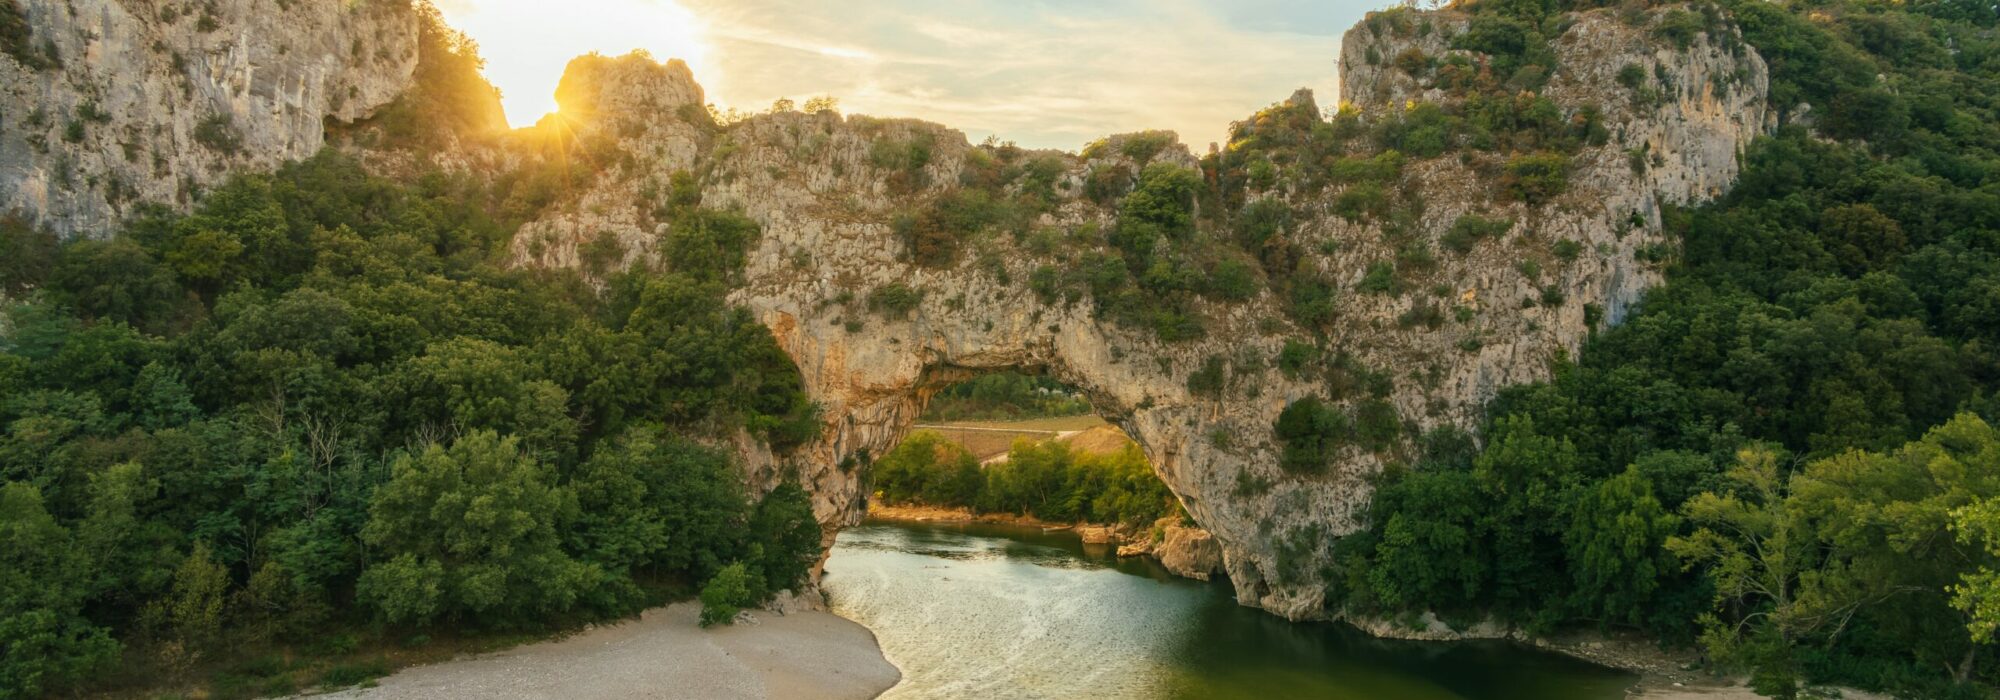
[0, 0, 422, 237]
[503, 6, 1769, 619]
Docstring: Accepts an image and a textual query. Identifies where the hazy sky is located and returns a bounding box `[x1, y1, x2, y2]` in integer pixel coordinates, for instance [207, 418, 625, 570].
[433, 0, 1376, 151]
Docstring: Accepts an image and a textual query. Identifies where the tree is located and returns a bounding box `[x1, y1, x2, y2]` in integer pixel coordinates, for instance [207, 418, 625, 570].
[569, 427, 746, 581]
[1565, 467, 1680, 629]
[1275, 397, 1349, 475]
[1790, 414, 2000, 679]
[698, 562, 754, 628]
[145, 543, 229, 673]
[0, 483, 117, 698]
[356, 432, 601, 626]
[747, 483, 821, 595]
[1668, 448, 1819, 697]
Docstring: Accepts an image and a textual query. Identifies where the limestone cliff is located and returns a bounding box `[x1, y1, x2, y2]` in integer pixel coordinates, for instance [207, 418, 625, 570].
[0, 0, 1773, 622]
[0, 0, 423, 237]
[496, 6, 1769, 620]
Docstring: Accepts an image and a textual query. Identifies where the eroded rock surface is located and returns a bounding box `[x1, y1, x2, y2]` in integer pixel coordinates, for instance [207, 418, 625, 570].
[0, 0, 422, 237]
[495, 6, 1769, 620]
[1156, 524, 1224, 581]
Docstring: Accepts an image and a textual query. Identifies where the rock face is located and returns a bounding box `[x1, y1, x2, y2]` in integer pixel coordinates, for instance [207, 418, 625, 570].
[498, 6, 1769, 621]
[0, 0, 422, 237]
[0, 3, 1769, 621]
[1155, 524, 1224, 581]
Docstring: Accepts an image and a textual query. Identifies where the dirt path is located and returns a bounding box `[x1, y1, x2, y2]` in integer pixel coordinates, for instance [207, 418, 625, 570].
[307, 603, 898, 700]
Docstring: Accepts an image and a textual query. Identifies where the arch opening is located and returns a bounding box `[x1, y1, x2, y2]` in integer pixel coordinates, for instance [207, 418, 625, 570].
[863, 370, 1199, 555]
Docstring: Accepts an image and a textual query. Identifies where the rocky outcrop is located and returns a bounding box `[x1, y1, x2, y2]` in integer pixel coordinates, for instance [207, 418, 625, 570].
[1155, 524, 1224, 581]
[0, 0, 423, 237]
[492, 4, 1769, 621]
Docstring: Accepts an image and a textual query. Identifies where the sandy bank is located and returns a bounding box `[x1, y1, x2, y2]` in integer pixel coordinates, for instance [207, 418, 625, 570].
[308, 602, 899, 700]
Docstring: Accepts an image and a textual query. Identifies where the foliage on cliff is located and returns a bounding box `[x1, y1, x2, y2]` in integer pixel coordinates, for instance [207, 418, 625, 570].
[1340, 0, 2000, 696]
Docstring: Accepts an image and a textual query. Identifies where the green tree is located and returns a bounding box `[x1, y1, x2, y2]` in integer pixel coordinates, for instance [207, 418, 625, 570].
[356, 432, 601, 626]
[1668, 448, 1819, 696]
[569, 427, 746, 581]
[1564, 467, 1680, 629]
[0, 483, 117, 698]
[747, 483, 822, 595]
[698, 562, 754, 628]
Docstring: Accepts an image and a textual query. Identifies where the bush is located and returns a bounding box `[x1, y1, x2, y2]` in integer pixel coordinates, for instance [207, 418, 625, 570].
[665, 209, 759, 282]
[1616, 63, 1647, 91]
[867, 283, 924, 320]
[1, 0, 58, 70]
[194, 113, 242, 154]
[1442, 214, 1513, 253]
[1357, 261, 1401, 296]
[1278, 340, 1319, 377]
[1187, 355, 1227, 398]
[1502, 152, 1570, 205]
[698, 562, 756, 628]
[1275, 397, 1350, 475]
[895, 189, 1004, 267]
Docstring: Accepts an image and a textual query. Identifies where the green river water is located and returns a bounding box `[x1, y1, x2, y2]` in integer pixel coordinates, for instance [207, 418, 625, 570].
[822, 519, 1635, 700]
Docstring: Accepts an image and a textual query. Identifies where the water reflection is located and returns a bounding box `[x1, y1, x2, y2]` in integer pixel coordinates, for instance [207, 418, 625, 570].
[823, 520, 1633, 700]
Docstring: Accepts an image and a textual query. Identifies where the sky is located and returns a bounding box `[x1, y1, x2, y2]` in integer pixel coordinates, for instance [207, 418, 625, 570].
[432, 0, 1379, 151]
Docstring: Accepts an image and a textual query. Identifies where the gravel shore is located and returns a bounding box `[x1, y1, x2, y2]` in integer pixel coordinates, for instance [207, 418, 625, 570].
[310, 602, 899, 700]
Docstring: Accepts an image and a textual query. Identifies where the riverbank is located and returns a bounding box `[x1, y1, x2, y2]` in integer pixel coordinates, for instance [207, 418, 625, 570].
[866, 502, 1149, 548]
[303, 602, 898, 699]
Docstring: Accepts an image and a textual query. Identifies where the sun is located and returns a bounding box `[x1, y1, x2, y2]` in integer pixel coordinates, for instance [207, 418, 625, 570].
[435, 0, 710, 128]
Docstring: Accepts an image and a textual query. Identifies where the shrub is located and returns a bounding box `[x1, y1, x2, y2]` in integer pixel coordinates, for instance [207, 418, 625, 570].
[1502, 152, 1570, 205]
[1275, 397, 1350, 474]
[1616, 63, 1647, 91]
[1235, 198, 1292, 253]
[1, 0, 58, 70]
[1187, 355, 1227, 398]
[1119, 131, 1177, 162]
[897, 189, 1003, 267]
[867, 283, 923, 320]
[1289, 276, 1340, 328]
[194, 113, 242, 154]
[699, 562, 756, 628]
[1353, 399, 1402, 450]
[1442, 214, 1513, 253]
[1654, 9, 1703, 50]
[1119, 163, 1202, 239]
[1357, 261, 1401, 295]
[1208, 258, 1258, 301]
[1278, 340, 1319, 377]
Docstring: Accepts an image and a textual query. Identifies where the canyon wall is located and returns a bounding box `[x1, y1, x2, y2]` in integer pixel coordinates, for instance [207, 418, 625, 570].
[505, 7, 1769, 618]
[0, 0, 423, 237]
[1, 2, 1772, 621]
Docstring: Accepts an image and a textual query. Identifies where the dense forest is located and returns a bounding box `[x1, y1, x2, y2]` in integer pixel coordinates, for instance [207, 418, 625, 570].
[0, 152, 824, 697]
[1323, 0, 2000, 697]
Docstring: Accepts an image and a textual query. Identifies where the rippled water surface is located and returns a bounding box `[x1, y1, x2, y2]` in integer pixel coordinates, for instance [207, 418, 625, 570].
[822, 520, 1634, 700]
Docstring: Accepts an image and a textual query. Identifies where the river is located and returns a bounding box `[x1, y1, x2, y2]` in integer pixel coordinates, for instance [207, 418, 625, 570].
[822, 519, 1635, 700]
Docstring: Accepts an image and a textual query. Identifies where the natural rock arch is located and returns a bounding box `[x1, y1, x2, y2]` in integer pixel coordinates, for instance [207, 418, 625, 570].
[505, 8, 1771, 618]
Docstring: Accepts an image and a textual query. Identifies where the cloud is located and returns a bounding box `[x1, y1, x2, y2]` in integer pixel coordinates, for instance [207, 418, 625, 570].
[443, 0, 1373, 151]
[676, 0, 1364, 150]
